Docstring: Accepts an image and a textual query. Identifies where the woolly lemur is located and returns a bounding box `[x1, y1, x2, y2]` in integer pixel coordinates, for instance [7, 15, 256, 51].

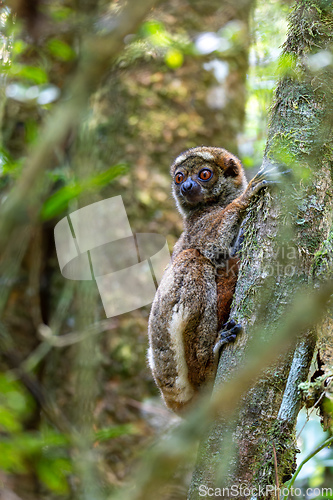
[148, 146, 271, 414]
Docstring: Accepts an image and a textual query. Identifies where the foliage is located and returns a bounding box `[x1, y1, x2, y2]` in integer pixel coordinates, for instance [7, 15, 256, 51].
[0, 373, 70, 493]
[41, 163, 128, 219]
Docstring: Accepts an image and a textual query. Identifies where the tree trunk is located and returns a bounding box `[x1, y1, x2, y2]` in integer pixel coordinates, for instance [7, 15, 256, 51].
[189, 1, 333, 497]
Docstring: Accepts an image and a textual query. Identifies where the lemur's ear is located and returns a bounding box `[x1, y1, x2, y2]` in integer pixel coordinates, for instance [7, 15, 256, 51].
[224, 158, 239, 177]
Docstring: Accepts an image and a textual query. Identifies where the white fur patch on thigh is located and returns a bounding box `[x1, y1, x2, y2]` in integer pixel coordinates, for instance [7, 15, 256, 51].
[168, 304, 194, 403]
[147, 347, 155, 372]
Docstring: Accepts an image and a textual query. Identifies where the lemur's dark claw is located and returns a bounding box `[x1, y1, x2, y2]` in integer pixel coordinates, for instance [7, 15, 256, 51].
[213, 321, 243, 357]
[221, 319, 236, 330]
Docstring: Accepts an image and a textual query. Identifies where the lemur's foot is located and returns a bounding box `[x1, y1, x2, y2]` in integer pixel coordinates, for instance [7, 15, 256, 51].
[213, 319, 242, 358]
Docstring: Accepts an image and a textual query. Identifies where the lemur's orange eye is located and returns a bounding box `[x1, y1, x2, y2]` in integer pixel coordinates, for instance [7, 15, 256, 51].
[198, 169, 212, 181]
[175, 172, 184, 184]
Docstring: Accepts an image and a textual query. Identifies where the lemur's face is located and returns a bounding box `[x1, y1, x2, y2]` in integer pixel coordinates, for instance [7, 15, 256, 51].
[171, 147, 246, 216]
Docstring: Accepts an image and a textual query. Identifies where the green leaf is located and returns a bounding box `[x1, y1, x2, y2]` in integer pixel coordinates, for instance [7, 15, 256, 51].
[37, 457, 71, 493]
[0, 374, 34, 427]
[141, 20, 166, 37]
[41, 164, 128, 220]
[41, 183, 83, 220]
[47, 39, 76, 61]
[0, 147, 13, 172]
[12, 40, 27, 56]
[9, 64, 48, 85]
[0, 442, 26, 472]
[0, 407, 22, 432]
[50, 6, 73, 21]
[140, 20, 172, 47]
[86, 163, 128, 188]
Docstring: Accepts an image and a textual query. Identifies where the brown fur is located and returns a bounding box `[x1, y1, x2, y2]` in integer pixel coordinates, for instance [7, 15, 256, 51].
[216, 257, 240, 330]
[148, 146, 267, 414]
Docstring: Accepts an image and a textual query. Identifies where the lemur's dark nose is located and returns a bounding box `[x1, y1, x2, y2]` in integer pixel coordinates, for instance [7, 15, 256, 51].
[181, 179, 195, 194]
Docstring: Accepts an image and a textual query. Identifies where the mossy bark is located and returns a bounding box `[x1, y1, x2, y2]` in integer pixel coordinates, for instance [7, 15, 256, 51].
[189, 1, 333, 498]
